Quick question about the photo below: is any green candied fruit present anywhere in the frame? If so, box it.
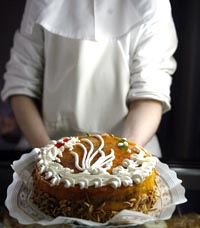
[117,138,129,151]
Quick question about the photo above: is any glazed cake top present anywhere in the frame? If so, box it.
[35,134,158,189]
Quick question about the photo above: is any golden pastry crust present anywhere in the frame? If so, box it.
[32,134,159,222]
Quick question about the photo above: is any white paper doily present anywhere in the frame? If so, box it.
[5,150,187,227]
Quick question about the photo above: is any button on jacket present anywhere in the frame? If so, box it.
[1,0,178,156]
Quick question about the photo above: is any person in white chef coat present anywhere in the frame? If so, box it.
[1,0,177,157]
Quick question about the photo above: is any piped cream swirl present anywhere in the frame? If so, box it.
[35,135,157,189]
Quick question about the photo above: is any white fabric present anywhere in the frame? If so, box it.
[20,0,156,41]
[1,0,178,156]
[42,31,130,139]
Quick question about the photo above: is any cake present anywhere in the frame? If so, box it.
[31,133,159,223]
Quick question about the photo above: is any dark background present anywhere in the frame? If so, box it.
[158,0,200,163]
[0,1,26,152]
[0,0,26,89]
[0,0,200,163]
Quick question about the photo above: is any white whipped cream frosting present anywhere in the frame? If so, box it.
[35,135,158,189]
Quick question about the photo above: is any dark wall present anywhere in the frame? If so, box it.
[0,1,26,150]
[0,0,200,162]
[158,0,200,162]
[0,1,26,80]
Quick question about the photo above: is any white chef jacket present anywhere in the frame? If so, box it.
[1,0,177,156]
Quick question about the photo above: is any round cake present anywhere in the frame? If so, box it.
[32,133,159,223]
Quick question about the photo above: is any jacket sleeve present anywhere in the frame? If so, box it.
[1,1,44,102]
[127,0,178,113]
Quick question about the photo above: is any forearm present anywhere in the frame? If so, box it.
[10,95,50,148]
[121,99,162,146]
